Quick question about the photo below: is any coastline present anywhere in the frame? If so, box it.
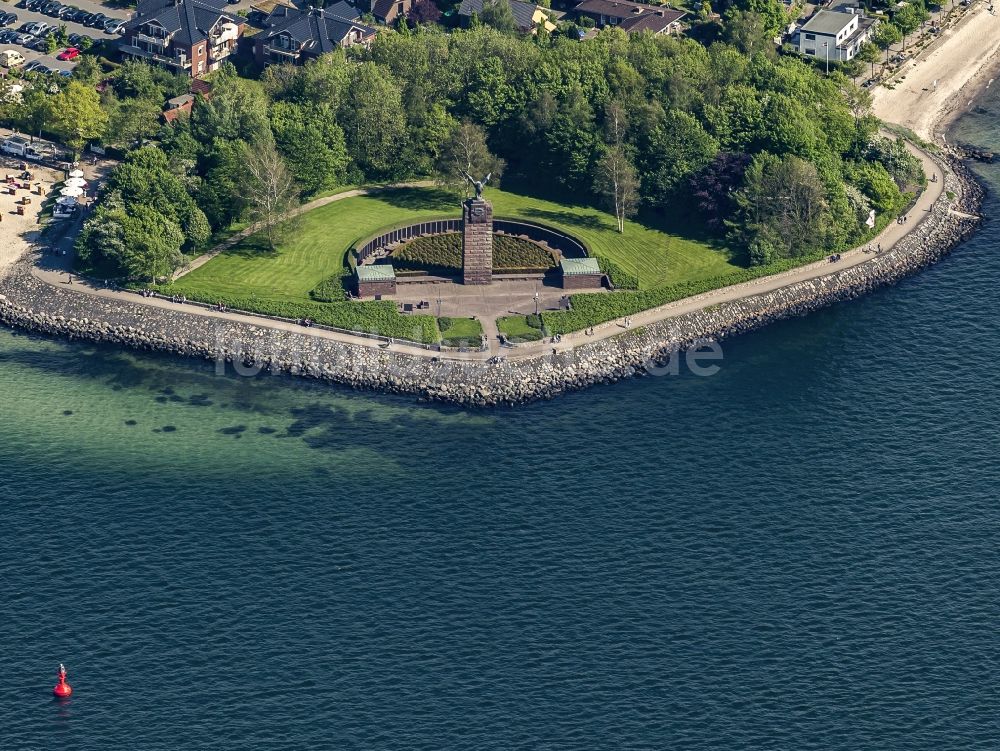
[0,28,993,405]
[871,5,1000,142]
[0,155,982,406]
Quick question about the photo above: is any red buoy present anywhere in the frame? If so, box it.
[52,664,72,698]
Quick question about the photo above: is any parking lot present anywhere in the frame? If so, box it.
[0,0,129,73]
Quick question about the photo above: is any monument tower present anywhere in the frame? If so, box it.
[461,173,493,285]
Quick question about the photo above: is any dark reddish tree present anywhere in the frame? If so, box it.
[688,152,751,231]
[408,0,442,24]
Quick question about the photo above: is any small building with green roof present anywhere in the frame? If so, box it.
[560,257,604,290]
[355,263,397,298]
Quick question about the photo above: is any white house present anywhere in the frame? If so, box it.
[798,8,877,62]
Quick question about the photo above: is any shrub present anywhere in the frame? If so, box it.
[597,256,638,289]
[157,285,438,343]
[541,249,833,334]
[392,233,557,273]
[310,271,353,302]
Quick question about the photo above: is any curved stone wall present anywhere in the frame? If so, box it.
[354,217,588,265]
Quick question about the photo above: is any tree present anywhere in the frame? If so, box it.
[270,101,350,195]
[594,145,638,234]
[637,109,719,208]
[894,4,928,49]
[435,121,505,197]
[340,62,407,178]
[12,86,50,141]
[732,153,831,263]
[105,93,163,148]
[408,0,442,24]
[242,139,299,251]
[833,73,874,129]
[689,152,752,231]
[191,64,272,145]
[724,10,775,59]
[872,22,903,64]
[76,196,184,281]
[480,0,518,33]
[120,204,185,282]
[47,81,108,158]
[856,41,880,80]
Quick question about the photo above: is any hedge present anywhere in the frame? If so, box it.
[309,271,353,302]
[541,250,833,335]
[156,285,439,344]
[597,256,639,289]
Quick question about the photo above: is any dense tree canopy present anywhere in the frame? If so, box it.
[53,19,923,278]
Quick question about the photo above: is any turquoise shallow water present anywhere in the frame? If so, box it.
[3,103,1000,748]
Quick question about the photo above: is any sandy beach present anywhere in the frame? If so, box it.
[872,6,1000,140]
[0,157,63,273]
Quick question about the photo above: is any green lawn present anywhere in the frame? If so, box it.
[438,317,484,347]
[497,315,545,343]
[172,186,738,303]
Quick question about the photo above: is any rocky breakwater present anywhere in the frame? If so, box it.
[0,156,984,407]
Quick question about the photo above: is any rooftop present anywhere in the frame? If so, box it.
[262,5,375,53]
[574,0,685,24]
[357,264,396,282]
[561,257,602,276]
[801,9,857,36]
[458,0,550,30]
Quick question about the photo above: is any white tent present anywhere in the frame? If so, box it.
[64,177,87,188]
[60,185,84,197]
[67,169,84,178]
[56,196,78,206]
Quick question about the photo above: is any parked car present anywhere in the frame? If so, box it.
[13,32,33,44]
[58,68,71,77]
[0,12,18,27]
[57,6,78,19]
[22,59,43,72]
[0,30,16,44]
[86,13,107,27]
[56,46,78,60]
[103,19,125,34]
[27,36,50,51]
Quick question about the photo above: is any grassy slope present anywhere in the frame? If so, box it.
[172,187,738,303]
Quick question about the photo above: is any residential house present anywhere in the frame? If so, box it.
[162,93,195,124]
[798,8,878,62]
[254,6,376,65]
[316,0,411,25]
[572,0,685,34]
[457,0,558,34]
[119,0,246,79]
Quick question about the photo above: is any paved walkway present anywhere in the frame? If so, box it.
[30,143,945,363]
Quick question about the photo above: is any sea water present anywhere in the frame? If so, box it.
[2,98,999,748]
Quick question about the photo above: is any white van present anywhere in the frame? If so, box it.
[1,136,44,160]
[0,49,25,67]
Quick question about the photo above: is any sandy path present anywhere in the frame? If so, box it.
[872,7,1000,139]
